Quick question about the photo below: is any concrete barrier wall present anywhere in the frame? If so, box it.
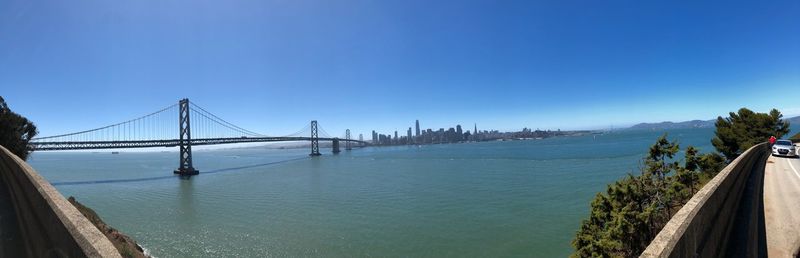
[0,145,121,258]
[641,143,768,257]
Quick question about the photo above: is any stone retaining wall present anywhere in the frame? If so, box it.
[0,146,120,258]
[641,143,768,257]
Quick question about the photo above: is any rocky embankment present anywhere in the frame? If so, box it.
[68,197,149,258]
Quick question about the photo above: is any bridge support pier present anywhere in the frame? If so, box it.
[174,98,199,176]
[332,138,340,154]
[310,120,321,156]
[345,129,352,151]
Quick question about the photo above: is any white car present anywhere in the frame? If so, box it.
[772,140,798,157]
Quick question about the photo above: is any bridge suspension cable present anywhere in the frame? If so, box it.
[32,103,179,143]
[317,125,333,138]
[31,101,284,143]
[188,102,269,138]
[29,98,369,154]
[279,123,311,138]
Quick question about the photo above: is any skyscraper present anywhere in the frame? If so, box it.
[415,120,420,137]
[407,127,412,144]
[474,123,478,141]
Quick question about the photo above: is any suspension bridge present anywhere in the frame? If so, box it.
[30,98,369,176]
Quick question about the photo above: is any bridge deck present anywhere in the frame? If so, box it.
[31,137,369,151]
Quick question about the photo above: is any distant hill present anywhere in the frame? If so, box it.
[786,115,800,125]
[628,115,800,130]
[629,120,715,130]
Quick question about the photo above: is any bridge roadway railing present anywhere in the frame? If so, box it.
[641,143,768,257]
[0,145,120,257]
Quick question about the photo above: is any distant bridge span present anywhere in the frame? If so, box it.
[30,98,369,175]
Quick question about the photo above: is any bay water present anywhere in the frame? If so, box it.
[28,128,719,257]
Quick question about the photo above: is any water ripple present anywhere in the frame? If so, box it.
[51,157,309,186]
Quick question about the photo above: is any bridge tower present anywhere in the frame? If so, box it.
[310,120,321,156]
[174,98,199,175]
[345,129,352,150]
[332,138,341,154]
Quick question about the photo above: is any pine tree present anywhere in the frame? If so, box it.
[572,135,722,257]
[712,108,789,160]
[0,96,38,160]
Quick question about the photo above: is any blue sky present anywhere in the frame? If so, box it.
[1,0,798,138]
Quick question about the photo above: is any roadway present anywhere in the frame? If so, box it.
[763,147,800,257]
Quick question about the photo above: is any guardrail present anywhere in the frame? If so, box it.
[641,143,768,257]
[0,145,121,257]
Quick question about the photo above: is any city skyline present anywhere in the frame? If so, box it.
[369,118,594,147]
[1,1,798,137]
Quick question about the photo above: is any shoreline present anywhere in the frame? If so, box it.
[68,197,149,258]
